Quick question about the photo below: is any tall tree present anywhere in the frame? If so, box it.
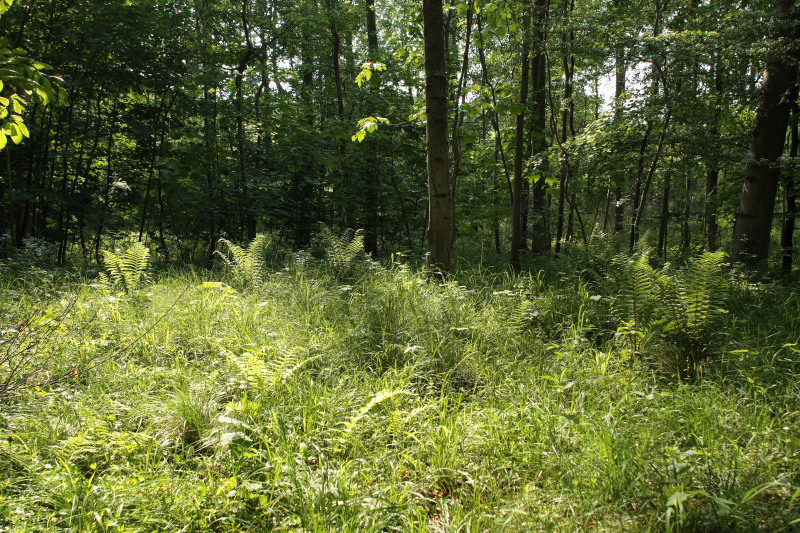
[732,0,799,265]
[423,0,453,271]
[510,0,532,271]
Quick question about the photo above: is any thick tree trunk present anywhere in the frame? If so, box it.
[423,0,453,272]
[732,0,799,265]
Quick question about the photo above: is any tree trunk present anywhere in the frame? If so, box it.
[554,0,574,254]
[781,86,799,274]
[423,0,453,272]
[732,0,799,265]
[705,57,723,252]
[613,46,626,233]
[530,0,549,253]
[657,169,671,258]
[450,0,473,247]
[364,0,380,255]
[510,0,531,272]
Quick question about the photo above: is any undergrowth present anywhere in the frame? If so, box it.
[0,242,798,532]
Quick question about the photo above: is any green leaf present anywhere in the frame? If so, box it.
[0,0,14,15]
[666,490,691,507]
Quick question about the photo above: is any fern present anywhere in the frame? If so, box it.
[611,253,662,357]
[318,225,365,280]
[336,390,411,451]
[216,234,272,287]
[226,346,318,390]
[665,251,728,366]
[98,242,150,293]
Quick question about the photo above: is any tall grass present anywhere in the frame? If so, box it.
[0,243,798,531]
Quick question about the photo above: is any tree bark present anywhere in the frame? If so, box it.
[732,0,799,265]
[613,46,626,233]
[510,0,531,272]
[781,85,799,274]
[530,0,550,253]
[364,0,380,255]
[423,0,453,272]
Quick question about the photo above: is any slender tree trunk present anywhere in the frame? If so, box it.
[423,0,453,272]
[450,0,473,247]
[657,149,672,258]
[554,0,574,254]
[630,111,671,251]
[679,176,690,251]
[510,0,531,272]
[364,0,380,255]
[476,14,512,197]
[530,0,550,253]
[613,45,626,233]
[705,58,723,251]
[781,86,799,274]
[732,0,799,265]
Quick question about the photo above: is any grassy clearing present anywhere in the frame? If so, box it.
[1,244,799,532]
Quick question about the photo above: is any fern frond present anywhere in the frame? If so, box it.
[100,242,150,293]
[337,390,411,448]
[610,252,663,356]
[227,346,318,390]
[216,234,272,287]
[319,225,365,279]
[679,251,727,332]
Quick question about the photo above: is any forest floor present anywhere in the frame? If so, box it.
[1,240,799,532]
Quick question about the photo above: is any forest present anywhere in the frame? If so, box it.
[1,0,799,530]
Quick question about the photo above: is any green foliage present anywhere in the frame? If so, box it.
[354,62,386,87]
[226,346,317,390]
[611,252,664,358]
[351,115,390,142]
[216,234,273,288]
[0,0,62,151]
[663,251,729,367]
[97,242,150,294]
[336,389,410,451]
[609,250,730,370]
[318,226,366,280]
[0,254,797,532]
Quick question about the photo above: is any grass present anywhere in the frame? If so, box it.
[0,241,799,532]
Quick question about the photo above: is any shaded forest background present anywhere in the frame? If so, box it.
[0,0,797,270]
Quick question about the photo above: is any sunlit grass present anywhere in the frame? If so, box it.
[1,247,798,531]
